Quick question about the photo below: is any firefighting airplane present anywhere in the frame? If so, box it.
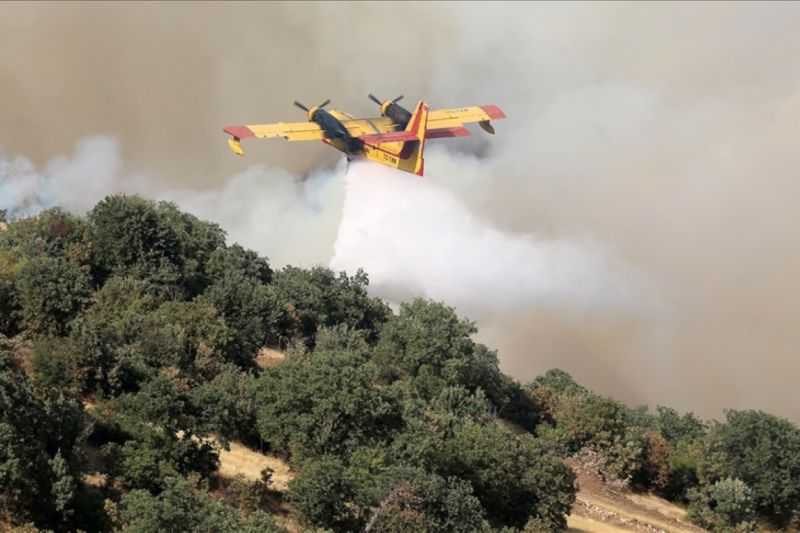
[222,94,505,176]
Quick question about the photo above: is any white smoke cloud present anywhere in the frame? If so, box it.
[156,161,346,267]
[1,136,120,217]
[330,158,654,322]
[0,136,345,267]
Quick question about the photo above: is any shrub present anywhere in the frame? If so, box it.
[201,274,285,362]
[394,418,575,530]
[272,266,390,347]
[255,348,401,458]
[16,255,90,336]
[0,349,86,529]
[0,208,93,268]
[0,249,21,336]
[374,299,512,414]
[700,410,800,527]
[31,335,84,392]
[688,478,757,532]
[88,195,225,297]
[654,405,706,444]
[365,475,489,533]
[287,456,357,531]
[114,475,285,532]
[191,366,261,445]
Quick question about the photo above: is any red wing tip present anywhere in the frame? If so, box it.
[223,125,255,139]
[480,105,506,120]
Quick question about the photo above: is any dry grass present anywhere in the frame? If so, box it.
[626,494,691,523]
[573,492,701,533]
[567,454,703,533]
[568,514,634,533]
[217,441,294,492]
[256,348,286,369]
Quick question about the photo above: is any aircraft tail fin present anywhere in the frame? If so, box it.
[398,100,428,176]
[362,100,428,176]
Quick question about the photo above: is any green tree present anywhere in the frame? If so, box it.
[688,478,757,532]
[104,432,218,493]
[256,347,402,458]
[700,410,800,527]
[393,417,575,530]
[68,276,162,394]
[206,244,272,285]
[138,299,234,377]
[48,451,76,523]
[16,255,90,336]
[31,335,84,392]
[191,365,261,445]
[101,377,221,492]
[440,422,575,529]
[69,277,234,395]
[88,195,225,297]
[288,456,356,531]
[0,208,93,268]
[365,474,490,533]
[0,350,86,530]
[0,248,20,336]
[272,266,390,347]
[115,476,285,532]
[202,274,285,363]
[654,406,706,444]
[375,299,511,413]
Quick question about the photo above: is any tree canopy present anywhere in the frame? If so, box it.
[1,195,798,532]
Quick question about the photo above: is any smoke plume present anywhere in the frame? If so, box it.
[2,2,800,420]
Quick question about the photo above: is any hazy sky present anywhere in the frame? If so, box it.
[2,2,800,420]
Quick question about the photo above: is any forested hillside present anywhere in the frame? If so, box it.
[0,198,798,532]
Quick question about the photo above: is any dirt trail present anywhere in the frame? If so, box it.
[567,459,704,533]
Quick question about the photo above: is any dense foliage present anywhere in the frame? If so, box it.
[1,195,798,532]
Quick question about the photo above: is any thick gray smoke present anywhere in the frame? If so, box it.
[3,2,800,420]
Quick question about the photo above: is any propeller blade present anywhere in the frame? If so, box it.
[392,95,404,103]
[319,99,331,108]
[294,101,309,112]
[368,94,383,105]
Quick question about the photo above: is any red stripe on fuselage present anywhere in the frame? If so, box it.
[479,105,506,120]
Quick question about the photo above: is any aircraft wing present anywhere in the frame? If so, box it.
[428,105,506,130]
[223,122,324,155]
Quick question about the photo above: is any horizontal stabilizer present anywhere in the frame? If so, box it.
[426,126,470,139]
[359,130,418,145]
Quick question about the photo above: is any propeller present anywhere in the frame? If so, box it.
[369,94,403,107]
[294,99,331,118]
